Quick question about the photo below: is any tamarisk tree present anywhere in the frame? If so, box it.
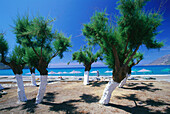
[82,0,163,104]
[0,34,27,102]
[13,16,71,104]
[70,46,103,85]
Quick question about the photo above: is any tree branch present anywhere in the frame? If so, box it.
[1,53,10,66]
[102,37,120,70]
[26,36,40,58]
[125,49,131,58]
[125,44,141,66]
[48,50,61,63]
[41,46,43,57]
[124,34,129,55]
[99,41,109,53]
[31,46,40,58]
[112,45,120,70]
[134,58,142,66]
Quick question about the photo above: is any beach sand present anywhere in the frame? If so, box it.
[0,75,170,113]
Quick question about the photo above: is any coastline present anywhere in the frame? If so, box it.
[0,74,169,88]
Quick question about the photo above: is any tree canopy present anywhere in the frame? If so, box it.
[0,34,26,74]
[82,0,164,82]
[0,34,8,59]
[71,46,103,71]
[13,15,72,75]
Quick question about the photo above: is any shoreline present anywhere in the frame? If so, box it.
[0,74,170,85]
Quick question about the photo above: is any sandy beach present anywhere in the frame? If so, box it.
[0,75,170,113]
[0,74,170,87]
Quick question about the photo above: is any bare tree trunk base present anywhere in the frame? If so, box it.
[84,71,89,85]
[15,74,27,102]
[35,75,48,104]
[99,79,119,105]
[31,73,37,86]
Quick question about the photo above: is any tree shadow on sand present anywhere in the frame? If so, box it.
[79,94,100,103]
[109,94,170,114]
[0,105,20,112]
[123,82,161,92]
[21,98,38,113]
[21,92,59,113]
[41,93,100,113]
[42,100,81,113]
[43,92,58,102]
[89,81,108,87]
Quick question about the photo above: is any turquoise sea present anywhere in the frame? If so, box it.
[0,65,169,76]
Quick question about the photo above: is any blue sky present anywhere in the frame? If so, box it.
[0,0,170,68]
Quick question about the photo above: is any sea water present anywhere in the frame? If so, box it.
[0,65,169,76]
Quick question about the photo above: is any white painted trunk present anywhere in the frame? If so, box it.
[118,73,130,88]
[83,71,89,85]
[31,73,37,86]
[15,74,27,102]
[99,79,119,105]
[35,75,48,104]
[0,84,4,90]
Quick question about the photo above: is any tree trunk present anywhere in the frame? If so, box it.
[31,73,37,86]
[30,67,37,86]
[0,84,4,90]
[99,78,119,104]
[84,65,91,85]
[84,71,89,85]
[99,66,128,105]
[35,75,48,104]
[15,74,27,102]
[118,73,129,88]
[119,67,132,88]
[35,58,48,104]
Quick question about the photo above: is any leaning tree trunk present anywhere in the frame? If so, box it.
[10,63,27,102]
[99,78,119,104]
[0,84,4,90]
[15,74,27,102]
[99,66,128,105]
[118,73,129,88]
[1,57,27,102]
[35,59,48,104]
[119,67,132,88]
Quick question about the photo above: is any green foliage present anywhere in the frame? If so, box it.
[13,15,71,69]
[128,52,144,67]
[53,32,72,59]
[0,34,8,56]
[117,0,164,49]
[24,47,52,68]
[82,11,124,69]
[13,15,32,46]
[71,46,103,67]
[13,16,53,48]
[9,45,25,65]
[82,0,164,70]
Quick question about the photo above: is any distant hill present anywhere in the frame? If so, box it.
[0,57,29,69]
[0,62,29,69]
[149,54,170,65]
[0,63,10,69]
[0,56,10,69]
